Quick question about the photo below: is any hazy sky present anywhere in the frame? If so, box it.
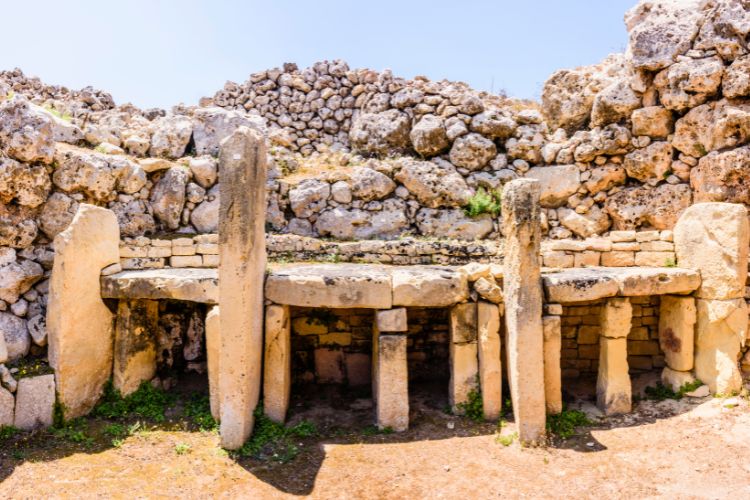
[3,0,635,109]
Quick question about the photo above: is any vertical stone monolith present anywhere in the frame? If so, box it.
[113,300,159,396]
[542,315,562,415]
[477,301,502,420]
[47,204,120,419]
[597,298,632,415]
[449,302,478,413]
[263,304,291,424]
[501,178,546,444]
[218,127,267,450]
[372,309,409,431]
[205,305,220,420]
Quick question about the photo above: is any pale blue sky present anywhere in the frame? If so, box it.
[3,0,635,109]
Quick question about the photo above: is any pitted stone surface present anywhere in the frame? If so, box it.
[101,268,218,304]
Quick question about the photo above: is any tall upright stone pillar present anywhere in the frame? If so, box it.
[205,306,221,420]
[47,204,120,419]
[659,295,697,391]
[113,300,159,396]
[372,308,409,431]
[501,179,545,445]
[263,304,291,424]
[449,302,478,413]
[542,315,562,415]
[674,203,749,394]
[597,298,632,415]
[218,127,267,450]
[477,301,502,420]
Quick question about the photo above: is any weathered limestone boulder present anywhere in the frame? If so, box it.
[653,56,724,111]
[289,179,330,218]
[32,103,83,144]
[473,276,503,304]
[590,80,641,127]
[0,312,30,361]
[597,298,632,416]
[449,303,478,412]
[558,205,611,238]
[674,203,749,300]
[47,204,120,419]
[349,109,410,155]
[149,115,193,159]
[410,114,449,157]
[189,156,218,189]
[52,148,116,201]
[608,267,700,297]
[415,208,493,240]
[585,164,626,195]
[263,304,291,423]
[315,205,408,240]
[39,192,78,239]
[573,124,632,162]
[150,167,189,230]
[191,188,220,233]
[0,204,38,249]
[101,268,218,304]
[693,0,750,61]
[113,300,158,396]
[110,200,156,237]
[394,158,472,208]
[631,106,674,139]
[469,111,516,140]
[392,266,469,307]
[13,374,55,430]
[506,125,544,164]
[525,165,580,208]
[691,147,750,204]
[348,167,396,201]
[192,107,266,156]
[0,158,51,208]
[0,387,13,426]
[0,96,55,164]
[694,298,746,394]
[606,184,692,230]
[661,366,696,392]
[0,258,43,304]
[722,55,750,98]
[623,141,673,185]
[542,315,562,415]
[449,133,497,171]
[111,157,147,195]
[0,329,7,364]
[28,314,47,347]
[624,0,704,71]
[672,99,750,158]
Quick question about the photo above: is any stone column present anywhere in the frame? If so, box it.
[372,308,409,431]
[205,306,220,420]
[218,127,267,450]
[674,202,749,394]
[501,178,545,445]
[477,301,502,420]
[542,315,562,415]
[597,297,632,415]
[658,295,697,391]
[47,204,120,419]
[449,302,478,413]
[113,300,158,396]
[263,304,291,424]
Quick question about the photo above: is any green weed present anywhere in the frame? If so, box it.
[496,432,517,446]
[174,442,191,455]
[664,257,677,267]
[457,388,484,423]
[93,380,175,422]
[546,409,591,439]
[236,406,317,463]
[362,425,393,436]
[463,188,502,218]
[0,425,19,441]
[644,379,704,401]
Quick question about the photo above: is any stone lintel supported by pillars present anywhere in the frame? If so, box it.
[218,127,267,450]
[542,314,562,415]
[597,297,632,416]
[113,300,159,397]
[372,308,409,432]
[263,304,291,424]
[449,302,478,414]
[502,178,546,444]
[477,301,502,421]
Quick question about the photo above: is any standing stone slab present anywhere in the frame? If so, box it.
[658,295,696,372]
[502,179,546,444]
[694,298,746,394]
[205,306,220,420]
[542,315,562,415]
[477,301,502,421]
[0,386,13,426]
[47,204,120,419]
[263,304,291,424]
[372,333,409,432]
[449,302,478,412]
[14,374,55,430]
[218,127,267,450]
[597,337,631,416]
[113,300,158,396]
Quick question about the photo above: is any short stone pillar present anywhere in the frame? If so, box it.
[47,204,120,419]
[372,308,409,431]
[113,300,158,396]
[674,202,749,394]
[658,295,697,391]
[477,301,502,420]
[263,304,291,424]
[218,127,267,450]
[597,298,632,415]
[449,302,478,413]
[205,306,220,420]
[542,315,562,415]
[501,179,546,444]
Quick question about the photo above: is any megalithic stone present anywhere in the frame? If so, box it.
[542,315,562,415]
[205,306,221,420]
[477,301,502,420]
[113,300,159,397]
[263,304,291,424]
[597,298,632,416]
[218,127,267,450]
[501,178,546,445]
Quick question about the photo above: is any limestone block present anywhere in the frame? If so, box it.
[375,308,407,333]
[218,127,267,450]
[315,348,344,383]
[674,203,749,300]
[502,179,546,444]
[596,337,631,416]
[101,268,218,304]
[391,266,469,307]
[694,298,746,394]
[600,298,632,339]
[543,269,619,303]
[542,315,562,415]
[263,305,291,424]
[449,341,478,413]
[477,301,502,421]
[373,334,409,431]
[607,267,700,297]
[450,303,477,344]
[0,386,13,426]
[661,367,695,393]
[47,204,120,419]
[113,300,158,396]
[205,306,220,420]
[14,374,55,430]
[658,295,696,371]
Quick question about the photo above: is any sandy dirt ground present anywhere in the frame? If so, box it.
[2,379,750,499]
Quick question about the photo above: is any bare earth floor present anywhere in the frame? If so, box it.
[2,384,750,499]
